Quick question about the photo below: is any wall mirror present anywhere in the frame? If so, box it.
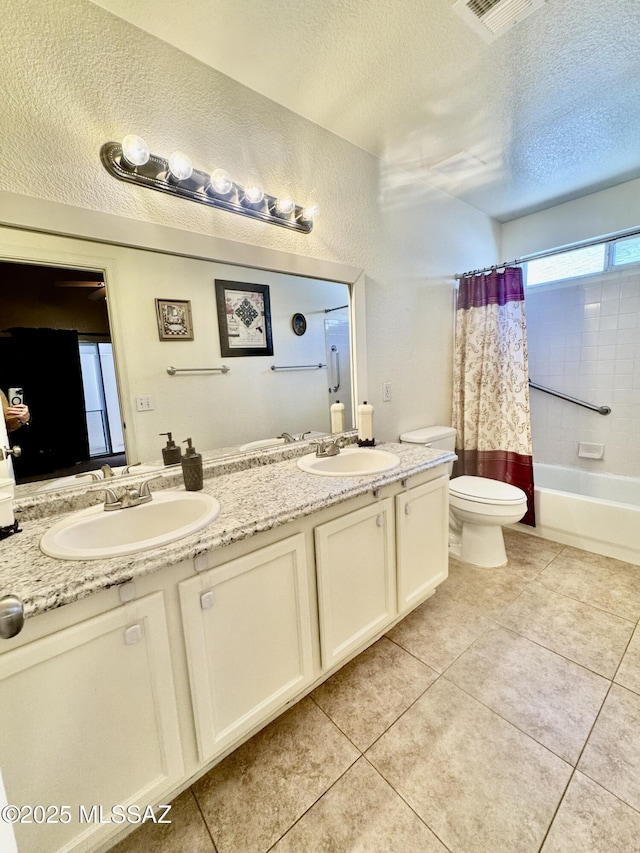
[0,211,364,498]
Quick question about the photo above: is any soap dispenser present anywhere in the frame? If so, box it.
[159,432,182,466]
[181,438,203,491]
[357,401,375,447]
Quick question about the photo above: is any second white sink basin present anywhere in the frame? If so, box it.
[238,438,286,452]
[297,448,400,477]
[40,490,221,560]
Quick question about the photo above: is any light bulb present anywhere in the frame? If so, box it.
[244,182,264,204]
[275,195,295,215]
[168,150,193,182]
[210,168,233,195]
[301,203,320,221]
[121,134,150,167]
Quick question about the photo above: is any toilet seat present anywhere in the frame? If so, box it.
[449,475,526,506]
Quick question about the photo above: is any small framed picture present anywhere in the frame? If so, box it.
[291,313,307,336]
[156,299,194,341]
[215,280,274,357]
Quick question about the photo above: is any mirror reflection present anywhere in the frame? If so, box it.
[0,261,127,490]
[1,255,353,497]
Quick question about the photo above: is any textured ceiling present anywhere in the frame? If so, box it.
[89,0,640,222]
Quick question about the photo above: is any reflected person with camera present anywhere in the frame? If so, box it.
[1,389,31,432]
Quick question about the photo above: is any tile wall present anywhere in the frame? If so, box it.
[525,266,640,477]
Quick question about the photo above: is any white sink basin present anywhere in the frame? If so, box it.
[238,438,286,452]
[40,490,221,560]
[297,448,401,477]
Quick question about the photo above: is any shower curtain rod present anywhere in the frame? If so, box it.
[455,225,640,280]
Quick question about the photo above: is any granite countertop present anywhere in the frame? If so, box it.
[0,442,453,620]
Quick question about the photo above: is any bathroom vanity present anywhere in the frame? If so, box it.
[0,442,451,853]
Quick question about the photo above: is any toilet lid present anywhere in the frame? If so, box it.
[450,475,527,505]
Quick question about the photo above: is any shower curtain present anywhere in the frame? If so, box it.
[452,266,535,526]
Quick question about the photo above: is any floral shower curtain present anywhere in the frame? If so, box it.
[452,266,535,526]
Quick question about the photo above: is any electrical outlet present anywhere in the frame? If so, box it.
[382,382,392,402]
[136,395,155,411]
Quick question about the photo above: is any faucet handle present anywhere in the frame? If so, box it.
[138,474,165,499]
[121,462,141,476]
[77,471,101,482]
[103,486,121,510]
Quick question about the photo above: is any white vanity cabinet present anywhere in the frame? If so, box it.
[315,499,396,669]
[178,533,315,763]
[0,591,183,853]
[395,475,449,614]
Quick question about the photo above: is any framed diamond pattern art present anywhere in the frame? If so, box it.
[215,280,273,357]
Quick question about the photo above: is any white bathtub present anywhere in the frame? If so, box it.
[514,463,640,566]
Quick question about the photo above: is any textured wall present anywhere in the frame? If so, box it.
[0,0,499,449]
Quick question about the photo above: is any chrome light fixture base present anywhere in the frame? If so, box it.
[100,142,314,234]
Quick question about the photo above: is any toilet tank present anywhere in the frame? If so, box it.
[399,426,457,474]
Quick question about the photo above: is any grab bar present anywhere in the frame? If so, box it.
[271,363,326,371]
[329,345,340,393]
[529,380,611,415]
[167,365,230,375]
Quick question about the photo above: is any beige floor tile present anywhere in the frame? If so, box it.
[192,696,359,853]
[496,584,634,678]
[272,757,447,853]
[367,678,571,853]
[542,771,640,853]
[439,556,530,615]
[503,529,565,579]
[537,547,640,622]
[107,790,215,853]
[615,623,640,696]
[445,625,610,763]
[311,637,438,750]
[578,684,640,812]
[386,589,494,672]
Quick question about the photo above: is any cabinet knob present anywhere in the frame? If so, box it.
[200,591,215,610]
[376,514,385,528]
[124,624,143,645]
[0,595,24,639]
[405,504,412,515]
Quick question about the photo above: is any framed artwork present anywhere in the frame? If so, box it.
[215,280,273,357]
[291,313,307,336]
[155,299,194,340]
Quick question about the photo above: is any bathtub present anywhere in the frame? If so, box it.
[514,463,640,566]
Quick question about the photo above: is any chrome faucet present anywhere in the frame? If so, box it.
[278,431,312,443]
[101,464,116,478]
[102,475,164,511]
[313,437,343,458]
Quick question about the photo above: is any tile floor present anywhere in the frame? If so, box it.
[109,530,640,853]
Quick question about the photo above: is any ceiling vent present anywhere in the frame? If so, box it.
[453,0,546,42]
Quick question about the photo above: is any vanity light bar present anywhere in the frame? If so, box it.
[100,139,316,234]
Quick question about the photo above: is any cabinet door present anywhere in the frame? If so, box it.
[315,498,396,669]
[396,476,449,615]
[179,533,315,763]
[0,592,183,853]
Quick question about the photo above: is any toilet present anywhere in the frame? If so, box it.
[399,426,528,568]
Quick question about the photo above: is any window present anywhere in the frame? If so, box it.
[611,234,640,267]
[523,233,640,287]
